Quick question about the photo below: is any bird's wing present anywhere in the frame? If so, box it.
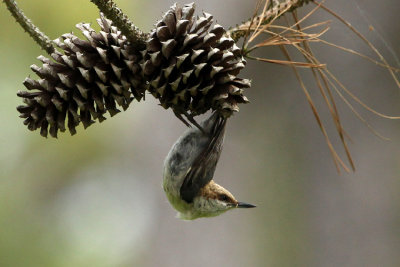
[180,113,227,203]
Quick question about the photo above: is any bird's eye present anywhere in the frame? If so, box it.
[219,194,229,202]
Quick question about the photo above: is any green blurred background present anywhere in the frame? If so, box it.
[0,0,399,266]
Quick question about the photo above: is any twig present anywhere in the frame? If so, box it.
[90,0,147,49]
[3,0,55,54]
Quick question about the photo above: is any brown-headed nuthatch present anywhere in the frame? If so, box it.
[163,112,255,220]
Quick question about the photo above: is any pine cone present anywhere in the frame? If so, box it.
[17,13,146,138]
[142,3,250,125]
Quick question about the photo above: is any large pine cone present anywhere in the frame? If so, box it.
[17,13,146,138]
[142,3,250,124]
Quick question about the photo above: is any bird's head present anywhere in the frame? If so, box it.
[179,180,255,220]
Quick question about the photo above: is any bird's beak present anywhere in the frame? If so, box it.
[236,201,256,208]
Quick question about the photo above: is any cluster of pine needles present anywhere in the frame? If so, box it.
[228,0,400,173]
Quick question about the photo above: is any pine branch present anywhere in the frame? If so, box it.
[228,0,311,42]
[3,0,55,54]
[90,0,147,49]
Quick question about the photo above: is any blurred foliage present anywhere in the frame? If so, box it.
[0,1,150,266]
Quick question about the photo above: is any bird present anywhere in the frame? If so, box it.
[163,112,256,220]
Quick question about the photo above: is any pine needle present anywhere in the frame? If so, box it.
[288,13,355,170]
[280,44,351,173]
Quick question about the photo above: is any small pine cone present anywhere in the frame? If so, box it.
[142,3,251,123]
[17,13,146,138]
